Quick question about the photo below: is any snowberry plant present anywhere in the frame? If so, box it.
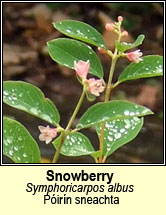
[3,17,163,164]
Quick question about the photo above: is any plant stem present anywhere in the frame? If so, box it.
[104,57,118,102]
[52,131,66,163]
[65,88,86,132]
[52,88,86,163]
[98,32,122,163]
[111,81,120,90]
[98,57,118,163]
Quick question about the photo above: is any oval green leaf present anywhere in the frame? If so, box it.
[53,132,100,158]
[3,81,60,126]
[47,38,103,78]
[3,117,41,163]
[77,100,153,129]
[115,34,145,52]
[96,117,143,157]
[118,55,163,83]
[53,20,107,49]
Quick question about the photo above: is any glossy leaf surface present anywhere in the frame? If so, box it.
[118,55,163,83]
[47,38,103,78]
[96,117,143,157]
[3,117,41,163]
[77,100,153,129]
[53,20,107,49]
[53,132,100,158]
[115,34,145,52]
[3,81,60,126]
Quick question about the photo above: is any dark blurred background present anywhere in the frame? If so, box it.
[3,2,164,164]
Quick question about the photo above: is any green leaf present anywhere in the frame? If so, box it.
[77,100,153,129]
[53,132,100,158]
[47,38,103,78]
[53,20,107,49]
[96,117,143,157]
[3,81,60,126]
[3,117,41,163]
[118,55,163,83]
[115,34,145,52]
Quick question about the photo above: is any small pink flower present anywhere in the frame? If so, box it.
[126,49,143,63]
[122,31,128,37]
[118,16,123,22]
[86,78,105,97]
[105,16,123,32]
[105,23,115,31]
[38,125,57,144]
[74,60,90,79]
[98,47,106,54]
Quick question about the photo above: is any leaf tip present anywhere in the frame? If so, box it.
[76,123,83,130]
[150,110,154,115]
[144,108,154,116]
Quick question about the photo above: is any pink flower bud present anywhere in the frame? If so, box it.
[126,49,143,63]
[122,31,128,37]
[98,47,106,54]
[74,60,90,79]
[118,16,123,22]
[105,23,114,31]
[38,125,57,144]
[86,78,105,97]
